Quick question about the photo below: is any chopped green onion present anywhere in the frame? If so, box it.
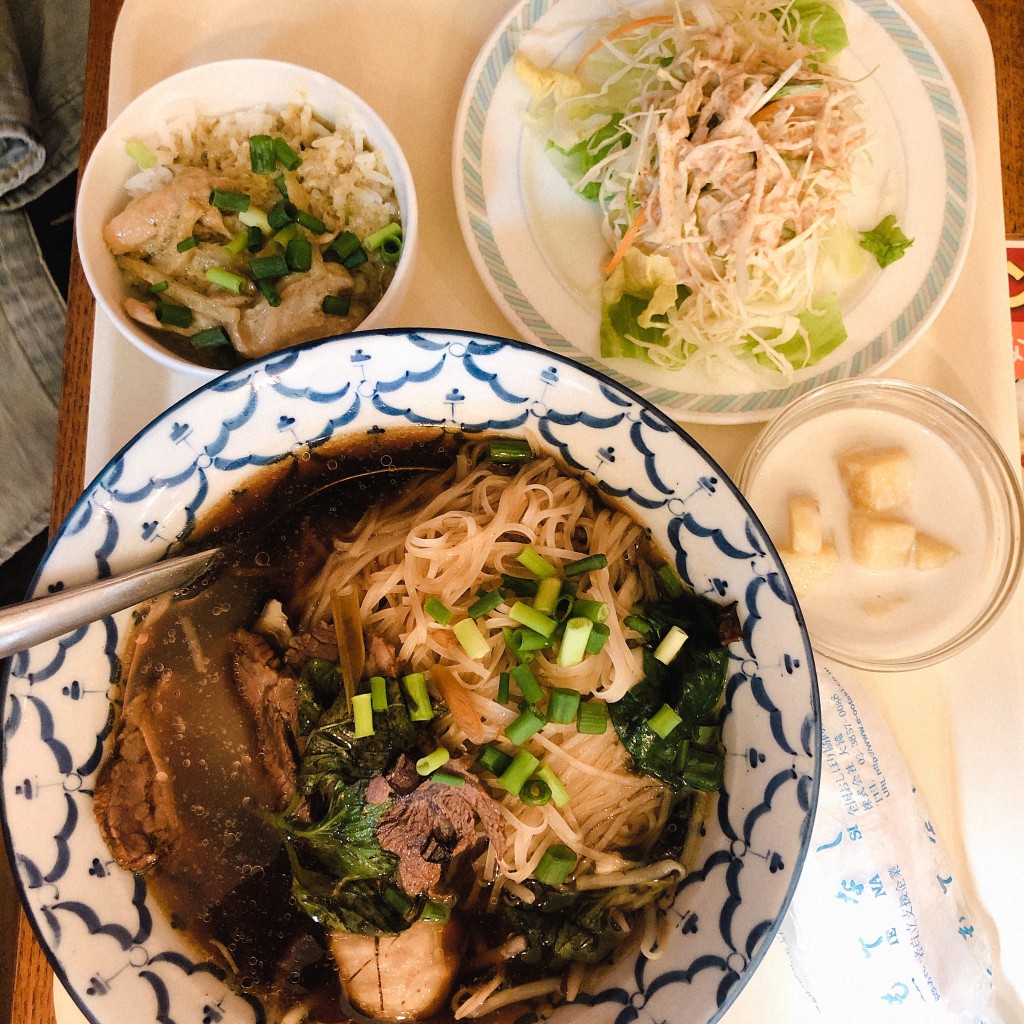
[692,723,721,746]
[176,235,198,253]
[191,326,231,350]
[504,627,551,663]
[383,884,411,916]
[468,589,502,618]
[125,138,156,168]
[272,172,289,198]
[576,700,608,735]
[155,300,192,328]
[420,899,452,923]
[682,748,725,792]
[249,134,277,174]
[477,744,513,775]
[322,293,351,317]
[533,576,562,616]
[286,235,313,273]
[380,235,403,265]
[547,687,581,725]
[267,199,299,230]
[488,437,534,465]
[432,772,465,787]
[239,207,273,233]
[534,844,576,885]
[258,279,281,307]
[210,188,250,213]
[571,599,608,623]
[624,614,653,636]
[205,266,247,294]
[452,617,490,660]
[342,247,367,270]
[585,621,610,655]
[324,230,362,264]
[352,692,375,738]
[564,554,608,578]
[501,574,538,598]
[656,564,684,598]
[504,705,546,746]
[520,778,551,807]
[509,601,556,638]
[246,225,265,253]
[510,663,543,705]
[536,763,570,807]
[273,136,303,170]
[363,222,402,251]
[557,616,593,667]
[516,544,557,579]
[497,749,540,795]
[369,675,388,712]
[654,625,688,665]
[424,596,453,625]
[416,747,451,776]
[149,280,169,294]
[295,208,327,234]
[497,672,510,705]
[401,672,433,721]
[270,223,299,251]
[648,703,683,739]
[249,253,289,280]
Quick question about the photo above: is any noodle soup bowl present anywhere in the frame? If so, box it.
[2,330,819,1024]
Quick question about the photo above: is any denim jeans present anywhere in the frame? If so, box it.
[0,0,89,563]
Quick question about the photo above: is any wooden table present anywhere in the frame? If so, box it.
[2,1,1021,1021]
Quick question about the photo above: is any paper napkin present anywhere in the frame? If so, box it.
[779,657,1002,1023]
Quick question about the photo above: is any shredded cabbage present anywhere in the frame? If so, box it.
[518,0,878,378]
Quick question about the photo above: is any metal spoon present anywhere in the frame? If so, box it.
[0,465,436,660]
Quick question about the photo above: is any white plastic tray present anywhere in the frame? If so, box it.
[67,1,1024,1021]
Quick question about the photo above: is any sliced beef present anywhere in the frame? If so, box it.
[285,620,339,668]
[93,675,181,872]
[375,760,505,899]
[231,629,301,808]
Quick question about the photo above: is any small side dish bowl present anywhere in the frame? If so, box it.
[3,331,818,1024]
[76,58,418,378]
[738,377,1024,671]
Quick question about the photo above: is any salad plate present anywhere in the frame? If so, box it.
[453,0,974,423]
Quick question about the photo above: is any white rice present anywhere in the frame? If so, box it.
[124,101,399,239]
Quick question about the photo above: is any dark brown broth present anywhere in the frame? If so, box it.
[128,428,461,1013]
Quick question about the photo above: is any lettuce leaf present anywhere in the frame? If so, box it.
[772,0,849,59]
[750,291,847,370]
[859,214,914,268]
[546,115,625,200]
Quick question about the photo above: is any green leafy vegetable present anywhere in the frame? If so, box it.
[600,287,693,362]
[506,886,640,965]
[608,590,734,790]
[278,781,396,881]
[298,676,418,793]
[859,215,914,269]
[749,291,848,371]
[772,0,849,58]
[295,658,342,735]
[546,115,626,201]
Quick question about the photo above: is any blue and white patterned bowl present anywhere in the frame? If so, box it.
[2,330,819,1024]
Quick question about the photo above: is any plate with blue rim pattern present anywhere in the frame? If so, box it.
[453,0,974,423]
[2,330,819,1024]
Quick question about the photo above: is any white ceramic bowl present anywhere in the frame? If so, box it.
[76,59,418,379]
[738,377,1024,670]
[2,331,819,1024]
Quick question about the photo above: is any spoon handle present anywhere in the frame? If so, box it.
[0,548,223,660]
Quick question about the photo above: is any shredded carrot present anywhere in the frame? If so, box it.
[603,206,648,276]
[574,15,675,75]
